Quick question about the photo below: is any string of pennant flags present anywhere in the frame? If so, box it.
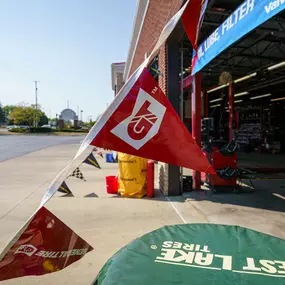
[0,0,217,281]
[57,151,101,195]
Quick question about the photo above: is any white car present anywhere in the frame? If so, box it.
[20,125,29,129]
[41,125,52,128]
[7,125,20,130]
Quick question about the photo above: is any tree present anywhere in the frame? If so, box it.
[9,106,33,126]
[0,102,5,125]
[3,105,15,115]
[39,114,48,126]
[64,120,72,128]
[2,105,14,124]
[82,121,96,128]
[9,105,47,126]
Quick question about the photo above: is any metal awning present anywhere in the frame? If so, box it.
[181,0,285,96]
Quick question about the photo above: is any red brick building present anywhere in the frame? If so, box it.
[124,0,186,196]
[124,0,285,195]
[124,0,183,83]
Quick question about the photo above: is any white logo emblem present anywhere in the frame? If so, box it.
[14,244,38,256]
[111,88,166,150]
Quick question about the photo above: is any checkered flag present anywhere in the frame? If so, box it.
[70,167,86,181]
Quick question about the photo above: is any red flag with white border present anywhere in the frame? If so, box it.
[181,0,208,51]
[0,207,93,281]
[90,68,215,174]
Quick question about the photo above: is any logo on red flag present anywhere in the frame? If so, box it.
[91,68,215,174]
[14,245,38,257]
[111,88,166,150]
[127,100,158,141]
[0,207,93,282]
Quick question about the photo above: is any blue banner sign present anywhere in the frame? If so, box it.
[192,0,285,75]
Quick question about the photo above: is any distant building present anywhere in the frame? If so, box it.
[111,62,125,96]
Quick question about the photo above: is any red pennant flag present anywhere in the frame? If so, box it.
[90,68,215,174]
[181,0,208,51]
[0,207,93,282]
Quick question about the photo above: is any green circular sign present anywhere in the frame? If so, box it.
[94,224,285,284]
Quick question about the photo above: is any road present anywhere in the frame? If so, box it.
[0,135,84,161]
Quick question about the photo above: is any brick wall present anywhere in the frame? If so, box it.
[130,0,183,195]
[158,43,169,194]
[158,44,167,94]
[129,0,183,76]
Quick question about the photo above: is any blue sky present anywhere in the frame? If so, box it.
[0,0,137,121]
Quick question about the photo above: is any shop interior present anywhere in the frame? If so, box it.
[180,2,285,176]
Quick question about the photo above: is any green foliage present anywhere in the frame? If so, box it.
[59,128,89,133]
[29,127,54,133]
[83,121,96,128]
[9,127,88,134]
[64,120,73,128]
[0,102,5,124]
[2,105,14,116]
[39,114,48,126]
[10,128,28,133]
[9,106,33,126]
[8,105,47,126]
[0,103,16,124]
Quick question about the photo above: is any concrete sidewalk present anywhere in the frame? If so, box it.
[0,144,183,284]
[1,144,285,284]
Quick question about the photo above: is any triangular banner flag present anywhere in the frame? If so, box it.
[57,181,72,194]
[69,167,86,181]
[181,0,208,51]
[97,151,103,158]
[93,147,103,158]
[0,207,93,281]
[60,193,74,198]
[83,153,101,169]
[89,68,215,174]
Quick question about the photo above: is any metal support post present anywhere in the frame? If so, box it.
[192,72,202,190]
[204,91,208,118]
[180,43,185,193]
[229,83,234,142]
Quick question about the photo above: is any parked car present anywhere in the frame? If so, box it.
[41,125,52,128]
[19,125,30,129]
[7,125,20,131]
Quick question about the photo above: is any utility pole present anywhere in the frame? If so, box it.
[80,110,83,126]
[33,81,39,127]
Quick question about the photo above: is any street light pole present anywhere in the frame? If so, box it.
[80,110,83,126]
[56,113,58,130]
[33,81,39,127]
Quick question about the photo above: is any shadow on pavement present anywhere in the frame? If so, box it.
[184,179,285,213]
[110,189,186,203]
